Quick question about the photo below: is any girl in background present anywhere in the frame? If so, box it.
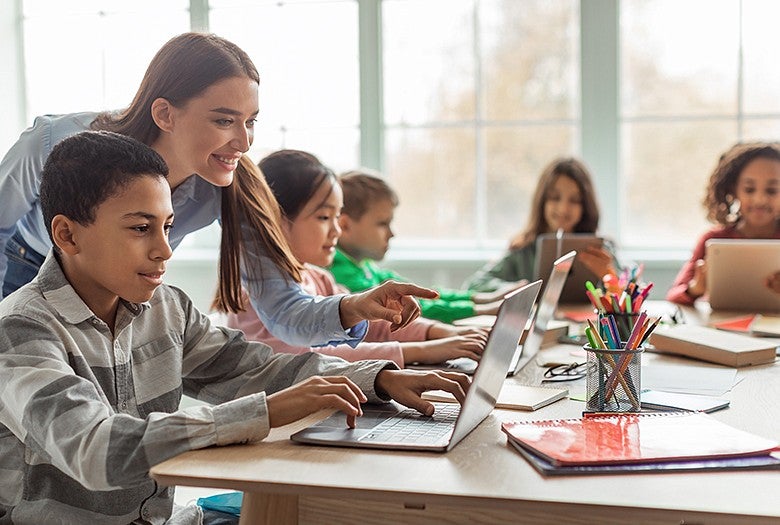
[666,142,780,304]
[465,157,616,292]
[223,150,488,368]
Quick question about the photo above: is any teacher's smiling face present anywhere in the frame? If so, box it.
[151,75,259,189]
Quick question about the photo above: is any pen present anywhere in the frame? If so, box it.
[639,316,662,346]
[638,282,654,300]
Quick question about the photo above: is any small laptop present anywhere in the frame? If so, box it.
[534,232,605,304]
[410,252,574,377]
[706,239,780,313]
[508,251,575,376]
[290,280,542,452]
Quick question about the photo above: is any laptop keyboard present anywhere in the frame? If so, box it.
[359,403,461,444]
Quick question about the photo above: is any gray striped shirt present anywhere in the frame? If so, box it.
[0,254,394,524]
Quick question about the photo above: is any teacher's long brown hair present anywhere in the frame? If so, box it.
[213,156,303,313]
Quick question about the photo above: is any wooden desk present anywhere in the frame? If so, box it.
[151,348,779,525]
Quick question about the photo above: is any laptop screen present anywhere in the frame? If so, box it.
[511,251,575,376]
[449,280,542,447]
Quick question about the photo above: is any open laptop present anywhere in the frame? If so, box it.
[290,280,542,452]
[534,232,605,304]
[508,251,575,376]
[706,239,780,313]
[411,251,576,377]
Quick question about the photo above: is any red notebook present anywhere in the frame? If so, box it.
[502,412,778,467]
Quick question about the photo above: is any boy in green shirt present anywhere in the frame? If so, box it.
[331,170,521,324]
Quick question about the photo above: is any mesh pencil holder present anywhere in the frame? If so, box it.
[584,344,643,413]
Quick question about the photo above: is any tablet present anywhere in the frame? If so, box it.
[705,239,780,313]
[534,233,605,304]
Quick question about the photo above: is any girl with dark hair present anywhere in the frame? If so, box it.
[223,150,487,367]
[0,32,436,346]
[465,157,616,292]
[666,142,780,304]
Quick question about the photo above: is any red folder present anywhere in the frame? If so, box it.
[502,412,777,467]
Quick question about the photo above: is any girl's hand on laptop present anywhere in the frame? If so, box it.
[375,369,470,416]
[402,334,487,365]
[473,299,505,316]
[266,376,367,429]
[765,270,780,295]
[472,280,527,303]
[427,324,489,340]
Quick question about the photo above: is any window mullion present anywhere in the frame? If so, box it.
[580,0,620,240]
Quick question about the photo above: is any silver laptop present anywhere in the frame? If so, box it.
[535,232,604,304]
[290,280,542,452]
[706,239,780,313]
[508,251,575,376]
[412,251,575,377]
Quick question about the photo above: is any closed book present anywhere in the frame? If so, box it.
[501,411,777,467]
[649,324,776,367]
[422,383,567,411]
[750,315,780,337]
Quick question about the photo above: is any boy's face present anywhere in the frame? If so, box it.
[286,178,343,267]
[338,198,395,261]
[59,176,174,320]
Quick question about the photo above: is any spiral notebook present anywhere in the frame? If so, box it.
[508,439,780,476]
[502,412,777,467]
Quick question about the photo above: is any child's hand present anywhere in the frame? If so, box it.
[427,323,489,340]
[339,280,439,331]
[473,299,505,316]
[402,334,488,365]
[266,376,367,429]
[577,246,616,281]
[765,270,780,295]
[375,369,471,416]
[471,280,528,303]
[686,259,708,299]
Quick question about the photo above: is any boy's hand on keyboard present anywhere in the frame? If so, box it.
[267,376,367,429]
[375,369,471,416]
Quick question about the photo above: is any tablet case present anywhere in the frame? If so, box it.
[534,233,605,304]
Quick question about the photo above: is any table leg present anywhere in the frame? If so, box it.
[238,491,298,525]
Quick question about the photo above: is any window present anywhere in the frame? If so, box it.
[619,0,780,248]
[7,0,780,255]
[21,0,189,121]
[382,0,579,247]
[209,0,361,172]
